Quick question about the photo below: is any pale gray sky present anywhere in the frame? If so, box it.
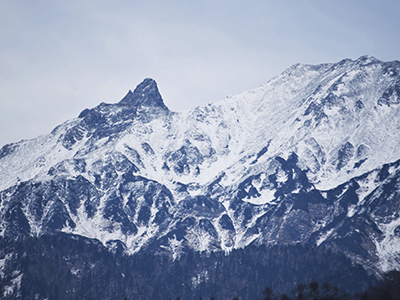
[1,0,400,147]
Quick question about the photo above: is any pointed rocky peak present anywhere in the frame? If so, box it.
[119,78,169,111]
[355,55,380,65]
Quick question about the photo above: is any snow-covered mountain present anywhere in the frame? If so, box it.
[1,55,400,285]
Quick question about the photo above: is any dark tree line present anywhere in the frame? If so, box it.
[160,270,400,300]
[0,233,383,300]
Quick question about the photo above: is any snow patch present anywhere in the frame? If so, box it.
[316,228,335,246]
[375,217,400,272]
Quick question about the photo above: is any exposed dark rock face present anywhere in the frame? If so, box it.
[119,78,169,111]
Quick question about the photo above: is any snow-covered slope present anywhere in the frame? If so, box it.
[1,55,400,271]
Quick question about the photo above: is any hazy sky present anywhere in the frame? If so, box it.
[1,0,400,147]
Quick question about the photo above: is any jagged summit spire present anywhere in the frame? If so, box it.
[119,78,168,110]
